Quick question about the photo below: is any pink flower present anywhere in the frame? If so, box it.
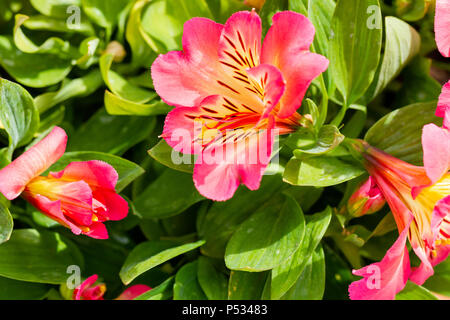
[73,274,151,300]
[348,85,450,299]
[0,127,128,239]
[347,177,386,217]
[151,10,329,201]
[435,0,450,57]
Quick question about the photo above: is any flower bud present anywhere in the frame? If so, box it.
[347,177,385,217]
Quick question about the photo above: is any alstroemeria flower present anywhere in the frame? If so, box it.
[0,127,128,239]
[73,274,151,300]
[152,10,329,201]
[349,84,450,299]
[435,0,450,57]
[347,177,386,218]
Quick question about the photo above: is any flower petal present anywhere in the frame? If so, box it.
[349,217,412,300]
[50,161,128,221]
[421,123,450,186]
[73,275,100,300]
[0,126,67,200]
[435,0,450,57]
[151,18,224,108]
[261,11,328,118]
[246,63,286,118]
[116,285,152,300]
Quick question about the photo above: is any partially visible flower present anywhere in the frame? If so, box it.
[0,127,128,239]
[152,10,328,201]
[348,84,450,300]
[347,177,386,218]
[73,275,151,300]
[244,0,266,10]
[435,0,450,57]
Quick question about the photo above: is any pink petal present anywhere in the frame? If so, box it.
[246,64,286,117]
[25,194,83,236]
[193,117,275,201]
[0,126,67,200]
[435,0,450,57]
[410,195,450,285]
[73,275,99,300]
[218,10,261,76]
[50,161,128,222]
[349,217,412,300]
[82,222,109,240]
[261,11,328,118]
[116,285,152,300]
[421,123,450,185]
[151,18,224,108]
[50,160,118,190]
[437,81,450,129]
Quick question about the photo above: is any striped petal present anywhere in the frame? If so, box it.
[0,126,67,200]
[261,11,329,118]
[421,123,450,186]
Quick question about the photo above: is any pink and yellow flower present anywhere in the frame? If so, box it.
[151,10,329,201]
[349,83,450,300]
[73,274,151,300]
[0,127,128,239]
[435,0,450,57]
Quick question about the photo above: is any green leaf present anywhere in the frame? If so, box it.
[362,16,420,103]
[120,240,205,285]
[81,0,129,30]
[0,78,39,158]
[396,281,438,300]
[13,14,78,58]
[34,70,103,113]
[126,0,159,67]
[260,0,289,33]
[284,156,365,187]
[105,90,171,116]
[0,202,13,244]
[30,0,81,18]
[0,229,84,284]
[197,257,228,300]
[0,276,50,300]
[293,125,344,156]
[0,36,72,88]
[423,258,450,296]
[174,261,207,300]
[20,14,94,35]
[329,0,382,105]
[49,151,145,192]
[198,167,285,258]
[395,0,430,21]
[134,168,204,219]
[140,0,213,52]
[365,101,442,165]
[228,270,268,300]
[68,108,156,156]
[225,195,305,271]
[99,54,156,103]
[134,276,174,300]
[281,245,326,300]
[271,207,332,299]
[148,140,195,174]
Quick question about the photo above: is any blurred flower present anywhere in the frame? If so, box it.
[347,177,386,218]
[435,0,450,57]
[73,274,151,300]
[244,0,266,10]
[152,10,328,201]
[349,84,450,299]
[0,127,128,239]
